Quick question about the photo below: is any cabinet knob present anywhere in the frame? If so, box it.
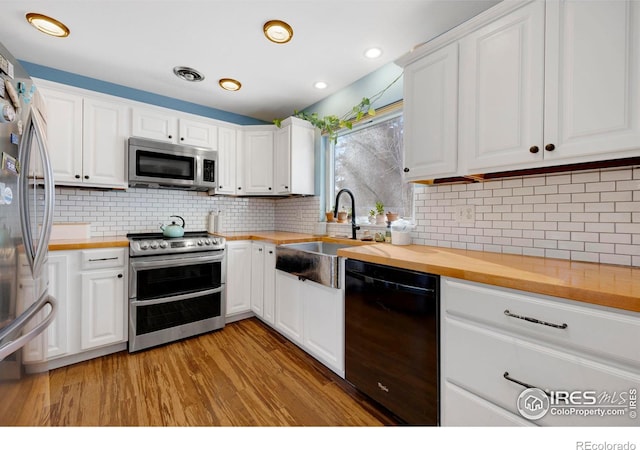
[168,135,172,139]
[219,185,223,189]
[258,248,263,252]
[117,274,123,278]
[75,174,81,179]
[238,187,242,190]
[84,175,89,179]
[529,146,539,154]
[403,167,410,173]
[545,143,555,152]
[268,250,273,254]
[268,187,272,191]
[284,186,289,190]
[180,137,184,141]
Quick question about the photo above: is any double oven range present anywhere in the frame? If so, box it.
[127,231,226,352]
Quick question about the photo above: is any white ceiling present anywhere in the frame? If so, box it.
[0,0,499,122]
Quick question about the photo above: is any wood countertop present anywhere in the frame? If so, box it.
[212,231,375,246]
[49,236,129,251]
[337,244,640,314]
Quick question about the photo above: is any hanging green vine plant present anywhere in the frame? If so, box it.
[274,72,403,143]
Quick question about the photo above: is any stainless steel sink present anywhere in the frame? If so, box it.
[275,241,354,289]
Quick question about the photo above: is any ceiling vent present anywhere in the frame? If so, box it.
[173,66,205,82]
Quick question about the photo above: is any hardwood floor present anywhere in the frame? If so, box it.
[42,318,397,426]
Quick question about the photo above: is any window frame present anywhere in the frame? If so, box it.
[325,108,409,219]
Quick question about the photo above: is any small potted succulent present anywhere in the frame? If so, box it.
[368,209,376,224]
[337,206,348,223]
[326,206,335,223]
[375,201,386,224]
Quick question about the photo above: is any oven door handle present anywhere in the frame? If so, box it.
[131,286,224,306]
[130,252,224,270]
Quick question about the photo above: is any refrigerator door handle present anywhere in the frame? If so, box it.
[0,293,57,362]
[18,107,55,279]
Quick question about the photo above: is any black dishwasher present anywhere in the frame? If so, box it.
[344,259,439,425]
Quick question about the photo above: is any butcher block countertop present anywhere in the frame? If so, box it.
[337,244,640,314]
[49,236,129,251]
[213,231,374,246]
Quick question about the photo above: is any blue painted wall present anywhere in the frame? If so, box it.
[20,61,266,125]
[302,62,404,217]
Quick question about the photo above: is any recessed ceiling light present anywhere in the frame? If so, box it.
[173,66,205,82]
[263,20,293,44]
[219,78,242,91]
[364,47,382,59]
[25,13,70,38]
[314,81,328,90]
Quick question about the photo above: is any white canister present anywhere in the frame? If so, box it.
[391,230,412,245]
[207,211,222,234]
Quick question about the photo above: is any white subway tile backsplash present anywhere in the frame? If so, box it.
[414,166,640,267]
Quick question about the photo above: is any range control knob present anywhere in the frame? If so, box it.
[160,241,169,249]
[139,242,149,250]
[197,240,203,246]
[150,241,159,249]
[205,239,212,245]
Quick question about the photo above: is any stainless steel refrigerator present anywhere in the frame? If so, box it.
[0,41,56,425]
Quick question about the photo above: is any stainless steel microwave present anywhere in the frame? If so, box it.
[128,137,217,191]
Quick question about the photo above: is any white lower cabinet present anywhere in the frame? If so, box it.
[250,243,276,326]
[441,277,640,426]
[275,269,344,377]
[225,241,252,319]
[21,248,128,373]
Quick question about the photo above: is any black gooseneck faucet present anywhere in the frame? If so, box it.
[334,188,360,240]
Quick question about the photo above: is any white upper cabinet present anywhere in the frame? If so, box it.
[274,117,315,195]
[461,0,640,173]
[216,126,239,195]
[132,107,218,149]
[37,81,130,189]
[459,0,546,172]
[241,126,274,194]
[542,0,640,163]
[403,42,460,180]
[399,0,640,179]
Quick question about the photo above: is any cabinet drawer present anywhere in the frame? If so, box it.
[442,381,534,427]
[80,248,125,270]
[444,317,640,426]
[442,278,640,368]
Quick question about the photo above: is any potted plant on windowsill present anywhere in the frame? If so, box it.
[368,209,376,224]
[375,201,386,224]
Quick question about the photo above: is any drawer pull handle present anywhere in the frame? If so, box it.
[503,372,549,394]
[88,257,120,262]
[504,309,568,329]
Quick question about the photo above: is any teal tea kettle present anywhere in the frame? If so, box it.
[160,215,185,238]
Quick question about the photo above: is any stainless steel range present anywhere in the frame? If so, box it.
[127,231,226,352]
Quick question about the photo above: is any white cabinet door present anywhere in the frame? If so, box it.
[274,270,303,345]
[403,42,460,180]
[46,253,70,359]
[179,118,217,149]
[225,241,252,316]
[543,0,640,163]
[40,87,84,184]
[250,242,265,317]
[460,1,545,172]
[132,108,177,143]
[274,125,291,194]
[217,126,238,195]
[80,268,125,350]
[302,279,344,376]
[263,244,276,326]
[243,128,274,194]
[82,97,130,188]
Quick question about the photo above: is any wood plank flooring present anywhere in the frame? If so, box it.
[43,318,397,426]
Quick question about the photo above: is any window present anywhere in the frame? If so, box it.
[328,112,413,221]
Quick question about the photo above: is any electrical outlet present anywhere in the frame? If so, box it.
[454,205,475,224]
